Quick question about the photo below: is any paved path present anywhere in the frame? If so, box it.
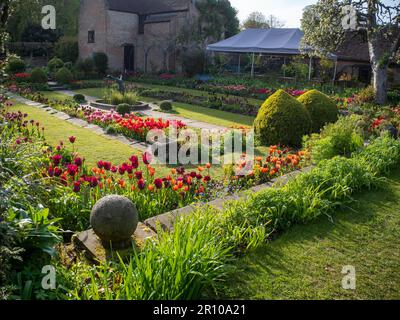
[56,90,229,132]
[6,92,148,152]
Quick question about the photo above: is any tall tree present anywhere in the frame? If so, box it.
[196,0,240,41]
[0,0,12,53]
[301,0,400,105]
[243,11,269,29]
[243,12,285,29]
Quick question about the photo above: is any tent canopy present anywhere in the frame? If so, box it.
[207,28,306,55]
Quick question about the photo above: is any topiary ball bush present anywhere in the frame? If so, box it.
[55,67,73,84]
[116,103,131,115]
[73,94,86,103]
[160,100,172,111]
[297,89,338,133]
[30,67,48,84]
[254,89,312,147]
[48,57,64,72]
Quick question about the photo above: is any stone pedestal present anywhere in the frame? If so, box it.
[73,222,156,263]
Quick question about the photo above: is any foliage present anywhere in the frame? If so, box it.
[303,115,365,163]
[5,57,25,74]
[159,100,173,111]
[254,89,312,146]
[73,94,85,103]
[92,52,108,75]
[297,89,338,132]
[47,57,64,73]
[104,90,139,106]
[55,67,73,85]
[242,11,269,29]
[354,86,375,105]
[68,210,232,300]
[301,0,400,104]
[54,40,79,64]
[116,103,131,116]
[196,0,240,41]
[30,68,47,84]
[76,58,95,76]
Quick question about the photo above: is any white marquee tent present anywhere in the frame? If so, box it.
[206,28,338,80]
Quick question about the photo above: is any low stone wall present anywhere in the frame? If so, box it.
[143,166,314,233]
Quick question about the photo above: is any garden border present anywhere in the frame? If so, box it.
[4,91,150,152]
[143,166,314,233]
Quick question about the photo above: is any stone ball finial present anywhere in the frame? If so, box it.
[90,195,138,248]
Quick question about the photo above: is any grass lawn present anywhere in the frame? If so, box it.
[39,91,71,101]
[74,88,255,128]
[222,169,400,300]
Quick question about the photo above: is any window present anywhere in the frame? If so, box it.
[88,30,95,43]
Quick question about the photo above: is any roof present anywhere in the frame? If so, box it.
[207,28,306,55]
[335,32,370,62]
[106,0,179,15]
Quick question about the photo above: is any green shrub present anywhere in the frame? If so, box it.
[30,67,47,84]
[303,115,365,163]
[76,58,95,75]
[64,62,73,70]
[55,67,73,84]
[123,92,139,105]
[54,41,79,63]
[105,125,118,135]
[160,100,172,111]
[73,94,86,103]
[105,90,139,106]
[297,90,338,133]
[116,103,131,115]
[47,57,64,73]
[93,52,108,75]
[254,89,312,146]
[355,85,375,104]
[6,57,26,74]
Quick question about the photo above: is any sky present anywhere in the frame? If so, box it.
[229,0,318,28]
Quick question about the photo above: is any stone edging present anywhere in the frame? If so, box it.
[143,166,315,234]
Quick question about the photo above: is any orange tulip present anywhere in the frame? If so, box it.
[148,184,154,192]
[206,163,212,169]
[171,168,177,174]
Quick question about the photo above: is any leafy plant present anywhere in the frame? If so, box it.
[304,115,364,163]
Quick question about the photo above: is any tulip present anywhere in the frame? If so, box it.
[69,136,76,144]
[154,178,163,189]
[73,181,81,193]
[138,179,145,190]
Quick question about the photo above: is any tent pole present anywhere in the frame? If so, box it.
[251,53,255,78]
[283,57,286,78]
[308,56,312,82]
[238,53,241,74]
[332,59,338,85]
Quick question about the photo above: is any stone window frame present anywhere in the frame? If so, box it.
[88,30,95,44]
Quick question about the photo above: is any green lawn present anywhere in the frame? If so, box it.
[222,169,400,300]
[74,88,255,128]
[39,91,71,101]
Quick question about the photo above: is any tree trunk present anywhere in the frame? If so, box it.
[368,35,389,105]
[372,62,388,105]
